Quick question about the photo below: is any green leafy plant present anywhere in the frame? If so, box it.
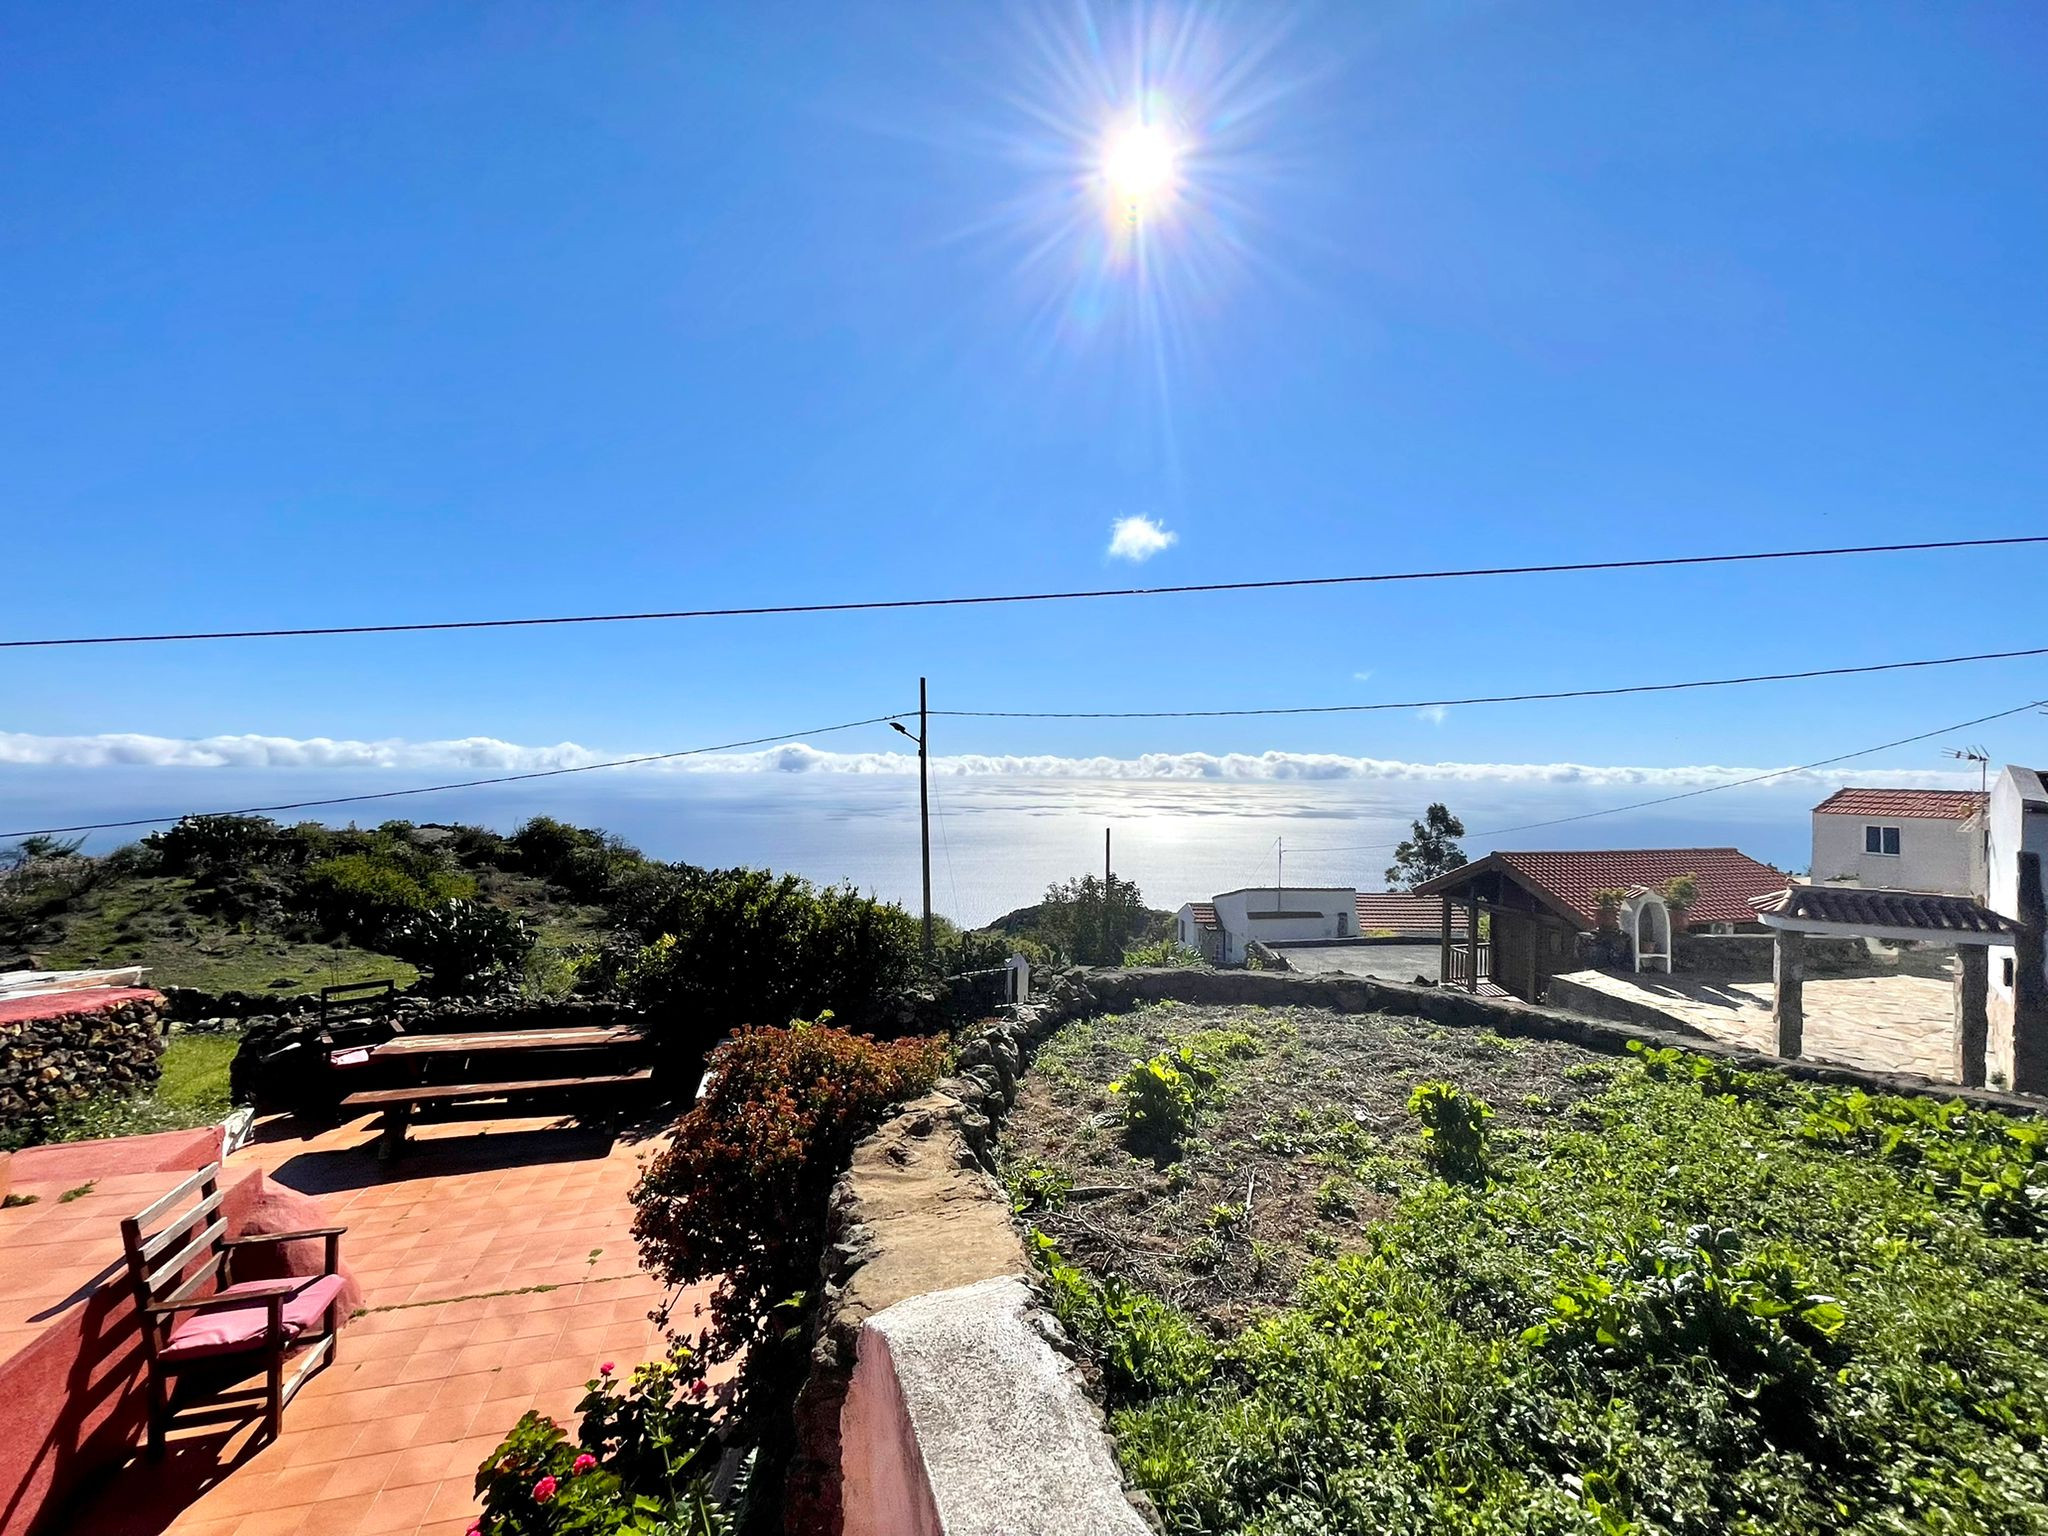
[1035,1232,1214,1401]
[393,898,534,995]
[1108,1045,1219,1143]
[474,1348,743,1535]
[1122,937,1207,968]
[1008,1164,1074,1214]
[1407,1081,1493,1182]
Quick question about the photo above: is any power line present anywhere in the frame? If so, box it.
[1279,696,2047,868]
[933,643,2048,721]
[0,712,908,840]
[4,535,2042,649]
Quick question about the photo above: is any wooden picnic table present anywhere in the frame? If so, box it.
[356,1025,643,1061]
[335,1024,654,1160]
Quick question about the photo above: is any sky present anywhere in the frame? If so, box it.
[4,1,2047,905]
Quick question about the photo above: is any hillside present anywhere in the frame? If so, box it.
[1,818,614,995]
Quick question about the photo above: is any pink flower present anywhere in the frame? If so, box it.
[599,1361,615,1375]
[572,1453,598,1475]
[466,1527,481,1536]
[532,1475,558,1504]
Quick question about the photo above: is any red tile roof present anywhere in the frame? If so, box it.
[1812,787,1986,820]
[1422,849,1787,930]
[1353,892,1470,938]
[1753,884,2017,936]
[1188,902,1220,930]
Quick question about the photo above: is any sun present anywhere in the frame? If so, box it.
[1102,119,1178,220]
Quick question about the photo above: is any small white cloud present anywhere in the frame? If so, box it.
[1353,670,1374,683]
[1417,705,1449,725]
[1107,515,1177,562]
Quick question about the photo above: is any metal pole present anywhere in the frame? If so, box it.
[919,676,933,968]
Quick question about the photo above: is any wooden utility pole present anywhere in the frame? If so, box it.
[1105,827,1112,889]
[919,677,933,967]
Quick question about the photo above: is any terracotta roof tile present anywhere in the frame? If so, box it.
[1459,848,1788,929]
[1352,892,1470,938]
[1812,788,1986,820]
[1188,902,1220,930]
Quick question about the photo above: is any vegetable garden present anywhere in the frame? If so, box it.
[1003,1002,2048,1534]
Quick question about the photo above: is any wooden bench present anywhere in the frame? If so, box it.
[341,1068,654,1160]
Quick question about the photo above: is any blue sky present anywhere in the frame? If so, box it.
[4,1,2048,846]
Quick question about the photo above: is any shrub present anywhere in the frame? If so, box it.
[300,845,474,944]
[1123,938,1207,968]
[609,869,923,1053]
[1407,1081,1493,1182]
[511,816,646,901]
[393,899,534,995]
[474,1348,742,1536]
[146,813,285,875]
[630,1021,948,1426]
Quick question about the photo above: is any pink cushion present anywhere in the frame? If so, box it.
[160,1274,348,1362]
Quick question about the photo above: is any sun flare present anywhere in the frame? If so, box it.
[1102,119,1178,219]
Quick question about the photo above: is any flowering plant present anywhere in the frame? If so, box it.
[472,1347,741,1535]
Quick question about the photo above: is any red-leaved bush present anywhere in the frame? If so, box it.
[629,1019,948,1418]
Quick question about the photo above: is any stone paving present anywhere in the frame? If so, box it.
[1551,968,1959,1081]
[63,1113,713,1536]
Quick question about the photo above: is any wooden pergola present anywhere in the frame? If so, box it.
[1751,885,2020,1087]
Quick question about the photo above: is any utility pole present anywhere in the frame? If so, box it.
[1105,827,1112,889]
[890,678,935,970]
[1276,836,1284,911]
[919,677,932,967]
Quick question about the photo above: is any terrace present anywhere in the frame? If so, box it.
[7,1110,710,1536]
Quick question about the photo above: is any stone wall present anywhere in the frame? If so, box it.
[1672,932,1875,978]
[1,991,167,1128]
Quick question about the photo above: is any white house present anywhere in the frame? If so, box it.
[1810,787,1985,897]
[1985,766,2048,1089]
[1176,887,1357,967]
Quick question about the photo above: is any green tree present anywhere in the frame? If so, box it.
[1385,803,1468,891]
[1036,873,1150,965]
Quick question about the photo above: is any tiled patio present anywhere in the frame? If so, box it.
[60,1112,710,1536]
[1551,968,1959,1080]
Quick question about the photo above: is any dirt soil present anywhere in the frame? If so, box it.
[1001,1001,1615,1332]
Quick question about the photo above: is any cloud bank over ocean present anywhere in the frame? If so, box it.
[0,730,1974,794]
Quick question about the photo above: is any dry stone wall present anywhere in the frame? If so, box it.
[1,991,167,1127]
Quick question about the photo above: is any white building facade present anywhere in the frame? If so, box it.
[1810,787,1985,897]
[1985,766,2048,1088]
[1175,887,1356,967]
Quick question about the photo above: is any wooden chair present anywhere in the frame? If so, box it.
[118,1164,348,1454]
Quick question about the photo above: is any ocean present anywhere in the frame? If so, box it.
[1,764,1840,926]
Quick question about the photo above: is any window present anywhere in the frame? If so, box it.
[2005,956,2017,987]
[1864,825,1901,856]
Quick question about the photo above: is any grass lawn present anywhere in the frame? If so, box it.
[1003,1003,2048,1535]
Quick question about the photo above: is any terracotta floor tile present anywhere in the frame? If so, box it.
[358,1479,442,1534]
[227,1509,310,1536]
[345,1412,429,1457]
[296,1491,382,1536]
[279,1421,366,1469]
[382,1444,456,1491]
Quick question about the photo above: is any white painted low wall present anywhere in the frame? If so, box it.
[840,1275,1152,1536]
